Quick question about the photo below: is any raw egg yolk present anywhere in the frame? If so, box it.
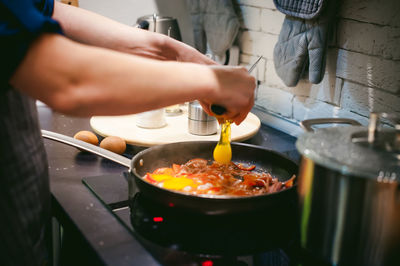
[148,174,197,190]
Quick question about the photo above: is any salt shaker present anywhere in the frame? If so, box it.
[136,108,167,129]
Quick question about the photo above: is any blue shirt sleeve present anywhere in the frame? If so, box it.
[0,0,63,88]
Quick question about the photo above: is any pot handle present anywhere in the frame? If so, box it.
[41,130,131,169]
[300,118,362,132]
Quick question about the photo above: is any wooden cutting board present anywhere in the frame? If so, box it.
[90,108,261,147]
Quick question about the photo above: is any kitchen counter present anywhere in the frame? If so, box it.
[38,105,300,266]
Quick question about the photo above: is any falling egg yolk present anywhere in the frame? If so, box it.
[213,142,232,164]
[213,120,232,164]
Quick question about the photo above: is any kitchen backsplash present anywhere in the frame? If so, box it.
[78,0,399,135]
[235,0,400,134]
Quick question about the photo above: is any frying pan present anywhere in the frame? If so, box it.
[42,130,298,215]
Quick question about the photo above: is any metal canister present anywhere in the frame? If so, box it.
[135,14,182,41]
[188,101,218,135]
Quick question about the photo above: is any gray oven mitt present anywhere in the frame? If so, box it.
[273,0,327,20]
[186,0,239,57]
[273,0,336,86]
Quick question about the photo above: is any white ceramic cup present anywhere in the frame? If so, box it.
[136,109,167,129]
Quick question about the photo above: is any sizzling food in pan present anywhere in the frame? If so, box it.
[144,158,296,196]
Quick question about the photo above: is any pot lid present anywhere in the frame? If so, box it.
[296,117,400,180]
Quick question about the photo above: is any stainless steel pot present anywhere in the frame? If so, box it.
[296,114,400,265]
[135,13,182,41]
[188,100,218,135]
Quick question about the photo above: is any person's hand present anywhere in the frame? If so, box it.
[126,32,218,65]
[162,35,217,65]
[198,65,256,125]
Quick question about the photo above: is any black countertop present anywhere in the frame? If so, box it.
[38,105,299,266]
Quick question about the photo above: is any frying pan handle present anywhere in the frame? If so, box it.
[300,118,362,132]
[41,130,131,169]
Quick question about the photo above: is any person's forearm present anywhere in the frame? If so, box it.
[10,34,215,116]
[52,1,213,64]
[53,2,172,59]
[11,33,255,124]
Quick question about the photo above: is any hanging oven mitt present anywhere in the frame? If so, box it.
[273,0,337,86]
[186,0,239,57]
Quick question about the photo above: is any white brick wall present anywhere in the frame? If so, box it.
[235,0,400,131]
[337,19,400,60]
[237,0,276,9]
[340,0,400,27]
[238,5,261,31]
[239,54,267,82]
[238,30,277,59]
[336,49,400,94]
[340,81,400,117]
[255,84,294,118]
[260,8,284,35]
[289,77,343,106]
[265,60,286,88]
[293,96,370,125]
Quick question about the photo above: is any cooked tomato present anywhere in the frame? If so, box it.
[234,162,256,171]
[153,167,174,175]
[172,164,181,173]
[144,173,157,184]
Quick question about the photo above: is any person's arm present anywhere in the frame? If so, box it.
[52,1,215,65]
[10,34,255,124]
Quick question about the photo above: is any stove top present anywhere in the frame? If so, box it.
[82,173,312,266]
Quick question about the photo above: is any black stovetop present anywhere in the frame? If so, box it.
[82,173,314,266]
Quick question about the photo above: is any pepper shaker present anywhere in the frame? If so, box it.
[188,101,217,135]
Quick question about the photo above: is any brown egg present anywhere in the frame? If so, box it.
[74,130,99,146]
[100,136,126,155]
